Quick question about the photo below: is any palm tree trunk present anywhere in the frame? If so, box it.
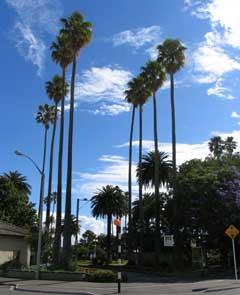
[38,127,48,218]
[170,74,177,197]
[53,67,66,265]
[128,105,135,260]
[107,213,112,263]
[63,56,77,267]
[46,103,58,231]
[139,105,144,257]
[153,91,161,260]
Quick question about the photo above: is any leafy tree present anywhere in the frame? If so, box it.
[157,39,186,196]
[51,31,73,266]
[45,75,69,231]
[3,171,31,195]
[141,61,166,258]
[91,185,127,263]
[166,157,240,267]
[0,172,36,227]
[61,11,92,267]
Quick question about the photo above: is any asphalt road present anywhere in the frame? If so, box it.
[1,279,240,295]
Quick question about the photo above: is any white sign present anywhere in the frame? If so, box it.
[164,235,174,247]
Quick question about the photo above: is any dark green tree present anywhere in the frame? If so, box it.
[91,185,127,263]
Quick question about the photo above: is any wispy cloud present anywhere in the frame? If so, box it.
[74,66,132,116]
[72,155,138,199]
[231,111,240,118]
[112,26,161,59]
[6,0,62,76]
[185,0,240,99]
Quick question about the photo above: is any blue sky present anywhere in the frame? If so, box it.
[1,0,240,234]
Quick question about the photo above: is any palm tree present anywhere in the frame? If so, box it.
[61,11,92,266]
[141,61,166,258]
[36,104,55,217]
[208,136,224,159]
[157,39,186,196]
[45,75,69,231]
[225,136,237,156]
[126,75,151,256]
[51,32,73,265]
[3,171,31,195]
[91,185,127,263]
[136,151,172,188]
[124,87,137,258]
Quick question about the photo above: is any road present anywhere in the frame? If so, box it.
[0,278,240,295]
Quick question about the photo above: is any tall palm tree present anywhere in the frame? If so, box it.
[45,75,69,231]
[124,87,137,258]
[141,61,166,259]
[3,171,31,195]
[91,185,127,263]
[157,39,186,196]
[127,75,151,256]
[51,32,73,265]
[36,104,55,217]
[61,11,92,266]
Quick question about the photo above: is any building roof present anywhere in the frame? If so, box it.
[0,221,29,237]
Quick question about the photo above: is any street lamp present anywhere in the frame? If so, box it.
[75,198,88,245]
[14,150,44,280]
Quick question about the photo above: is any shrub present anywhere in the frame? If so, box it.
[87,270,117,282]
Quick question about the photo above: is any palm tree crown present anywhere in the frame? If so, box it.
[141,61,166,92]
[137,151,172,188]
[61,11,92,56]
[3,171,31,195]
[36,104,55,129]
[157,39,186,75]
[46,75,69,106]
[51,32,74,70]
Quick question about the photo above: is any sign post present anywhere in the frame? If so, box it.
[225,224,239,280]
[114,218,121,293]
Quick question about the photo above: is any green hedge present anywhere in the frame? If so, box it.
[87,270,117,282]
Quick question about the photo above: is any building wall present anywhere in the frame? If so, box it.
[0,236,30,267]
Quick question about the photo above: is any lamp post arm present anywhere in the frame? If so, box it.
[22,154,43,175]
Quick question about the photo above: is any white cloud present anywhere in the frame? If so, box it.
[112,26,161,59]
[72,155,138,199]
[232,111,240,118]
[79,215,106,236]
[6,0,62,75]
[92,103,130,116]
[113,26,161,48]
[14,23,46,76]
[117,140,209,165]
[207,79,235,99]
[74,66,132,116]
[186,0,240,99]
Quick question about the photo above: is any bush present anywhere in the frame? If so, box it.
[1,259,23,270]
[87,270,117,282]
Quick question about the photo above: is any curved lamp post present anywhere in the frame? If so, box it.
[15,150,44,280]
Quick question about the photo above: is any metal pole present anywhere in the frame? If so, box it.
[35,172,45,280]
[75,198,80,245]
[118,221,121,294]
[232,238,238,280]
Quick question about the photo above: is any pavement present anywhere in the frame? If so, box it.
[0,276,240,295]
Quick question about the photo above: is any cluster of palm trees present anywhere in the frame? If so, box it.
[125,39,186,259]
[35,11,92,267]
